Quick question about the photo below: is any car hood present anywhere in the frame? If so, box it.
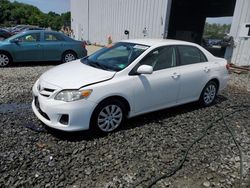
[0,41,9,46]
[40,60,116,89]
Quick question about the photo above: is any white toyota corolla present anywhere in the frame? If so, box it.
[32,39,229,133]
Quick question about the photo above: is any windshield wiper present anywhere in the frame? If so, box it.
[88,61,114,71]
[81,58,115,71]
[88,61,105,69]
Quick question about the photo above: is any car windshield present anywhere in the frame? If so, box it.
[81,42,149,71]
[6,32,24,41]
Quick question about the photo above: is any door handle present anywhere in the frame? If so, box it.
[204,67,210,73]
[171,72,180,79]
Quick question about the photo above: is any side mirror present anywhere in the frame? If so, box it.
[137,65,153,75]
[11,38,20,44]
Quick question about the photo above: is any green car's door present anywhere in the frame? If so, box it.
[12,32,43,62]
[42,32,66,61]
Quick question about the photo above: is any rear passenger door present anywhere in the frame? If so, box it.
[42,33,66,61]
[176,45,210,103]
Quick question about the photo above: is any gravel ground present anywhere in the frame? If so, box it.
[229,72,250,91]
[0,65,250,188]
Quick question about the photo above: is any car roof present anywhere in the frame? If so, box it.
[0,28,8,32]
[121,38,198,47]
[20,30,60,35]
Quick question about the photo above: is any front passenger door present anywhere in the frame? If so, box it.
[131,46,181,113]
[12,33,42,62]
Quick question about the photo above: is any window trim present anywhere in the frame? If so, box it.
[176,45,208,66]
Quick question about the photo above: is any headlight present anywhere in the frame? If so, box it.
[55,89,92,102]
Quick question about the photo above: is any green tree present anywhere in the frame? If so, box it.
[204,23,231,39]
[0,0,71,30]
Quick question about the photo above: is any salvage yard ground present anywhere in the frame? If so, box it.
[0,51,250,187]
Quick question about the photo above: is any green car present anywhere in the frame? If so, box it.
[0,30,87,67]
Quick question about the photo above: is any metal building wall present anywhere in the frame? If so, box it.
[229,0,250,66]
[70,0,88,41]
[71,0,169,45]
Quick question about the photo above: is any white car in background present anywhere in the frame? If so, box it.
[32,39,229,133]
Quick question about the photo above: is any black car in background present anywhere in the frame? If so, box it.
[0,29,12,40]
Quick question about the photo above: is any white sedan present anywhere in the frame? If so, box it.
[32,39,229,133]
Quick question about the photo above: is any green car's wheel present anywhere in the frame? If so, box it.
[0,52,12,67]
[62,51,77,63]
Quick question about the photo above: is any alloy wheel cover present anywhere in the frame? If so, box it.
[65,53,76,62]
[203,84,216,104]
[97,104,123,132]
[0,54,9,67]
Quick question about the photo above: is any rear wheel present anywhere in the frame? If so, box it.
[90,99,126,133]
[199,81,218,106]
[0,53,11,67]
[62,51,77,63]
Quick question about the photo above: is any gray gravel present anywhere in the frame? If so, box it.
[229,72,250,91]
[0,65,250,188]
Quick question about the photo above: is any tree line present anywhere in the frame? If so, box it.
[203,22,231,39]
[0,0,70,30]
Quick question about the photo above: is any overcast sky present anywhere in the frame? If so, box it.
[12,0,70,14]
[206,17,232,25]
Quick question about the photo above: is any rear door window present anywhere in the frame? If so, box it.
[177,46,207,66]
[45,33,65,41]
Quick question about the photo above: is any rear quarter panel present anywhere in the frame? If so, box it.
[64,41,86,59]
[209,57,229,91]
[198,46,229,92]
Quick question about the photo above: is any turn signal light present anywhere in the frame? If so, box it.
[81,90,92,97]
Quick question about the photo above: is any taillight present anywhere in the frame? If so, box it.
[82,41,87,48]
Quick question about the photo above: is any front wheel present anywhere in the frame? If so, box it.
[90,99,126,133]
[62,51,77,63]
[0,53,11,67]
[199,81,218,106]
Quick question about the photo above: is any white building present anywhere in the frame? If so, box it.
[229,0,250,66]
[71,0,170,44]
[71,0,250,66]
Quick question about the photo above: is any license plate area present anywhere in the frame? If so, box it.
[34,96,50,121]
[34,96,40,109]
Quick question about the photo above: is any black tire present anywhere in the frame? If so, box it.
[62,51,77,63]
[90,99,127,133]
[0,52,12,67]
[199,81,218,107]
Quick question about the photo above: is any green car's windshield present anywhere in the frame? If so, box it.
[81,42,149,71]
[6,32,24,41]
